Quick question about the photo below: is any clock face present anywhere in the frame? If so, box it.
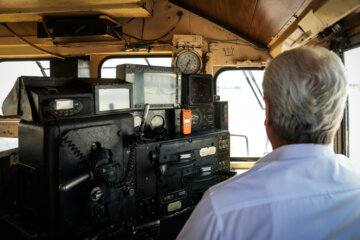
[175,51,201,74]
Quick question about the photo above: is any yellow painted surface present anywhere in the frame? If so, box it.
[0,0,152,22]
[298,10,326,35]
[0,121,19,138]
[230,161,255,170]
[269,0,359,57]
[0,0,271,74]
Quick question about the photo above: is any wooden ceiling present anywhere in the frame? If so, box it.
[169,0,307,48]
[0,0,153,22]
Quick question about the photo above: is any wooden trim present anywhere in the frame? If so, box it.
[0,121,19,138]
[230,161,255,170]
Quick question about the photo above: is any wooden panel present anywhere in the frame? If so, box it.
[0,0,153,22]
[250,0,306,45]
[169,0,262,47]
[0,121,19,138]
[170,0,310,47]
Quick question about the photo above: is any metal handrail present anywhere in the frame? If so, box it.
[231,134,249,156]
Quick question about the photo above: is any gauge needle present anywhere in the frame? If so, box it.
[185,60,190,71]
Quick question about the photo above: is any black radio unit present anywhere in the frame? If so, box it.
[30,86,94,122]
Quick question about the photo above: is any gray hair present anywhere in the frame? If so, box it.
[262,46,348,144]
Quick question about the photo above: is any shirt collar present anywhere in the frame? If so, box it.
[256,143,335,164]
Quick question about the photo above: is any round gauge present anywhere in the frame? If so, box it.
[150,115,165,128]
[191,111,201,127]
[175,50,202,74]
[134,116,142,128]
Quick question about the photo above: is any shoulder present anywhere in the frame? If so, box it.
[203,166,270,213]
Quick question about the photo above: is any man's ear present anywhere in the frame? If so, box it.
[264,99,271,128]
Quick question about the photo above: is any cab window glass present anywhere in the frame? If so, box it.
[216,69,271,158]
[0,60,49,151]
[100,57,172,78]
[344,47,360,160]
[0,61,49,115]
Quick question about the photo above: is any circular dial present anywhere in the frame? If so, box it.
[175,51,201,74]
[150,115,165,128]
[191,111,201,127]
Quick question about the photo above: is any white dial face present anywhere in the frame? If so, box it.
[176,51,201,74]
[150,115,164,128]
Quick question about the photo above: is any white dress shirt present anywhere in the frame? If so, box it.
[177,144,360,240]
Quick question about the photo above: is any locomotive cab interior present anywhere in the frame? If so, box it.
[0,0,359,239]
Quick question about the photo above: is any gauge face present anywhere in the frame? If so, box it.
[191,111,201,127]
[150,115,165,128]
[175,51,201,74]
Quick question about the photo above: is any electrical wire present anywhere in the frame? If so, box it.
[1,23,65,59]
[47,112,62,143]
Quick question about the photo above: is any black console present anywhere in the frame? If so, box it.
[1,67,232,240]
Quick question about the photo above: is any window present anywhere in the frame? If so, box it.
[0,60,50,115]
[216,69,271,158]
[344,47,360,160]
[0,60,49,151]
[100,57,172,78]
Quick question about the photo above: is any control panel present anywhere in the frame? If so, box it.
[216,131,230,171]
[215,101,229,130]
[190,104,215,132]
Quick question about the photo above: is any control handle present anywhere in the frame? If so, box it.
[140,104,150,135]
[59,171,93,192]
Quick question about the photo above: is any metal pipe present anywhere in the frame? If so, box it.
[231,134,249,156]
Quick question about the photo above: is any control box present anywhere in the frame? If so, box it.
[214,101,229,130]
[29,86,94,123]
[190,104,215,132]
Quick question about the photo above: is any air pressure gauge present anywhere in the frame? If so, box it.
[150,115,165,128]
[175,50,202,74]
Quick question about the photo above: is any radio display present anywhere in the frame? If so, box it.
[55,99,74,110]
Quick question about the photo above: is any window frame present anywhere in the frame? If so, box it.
[340,43,360,157]
[215,66,265,163]
[98,55,172,78]
[0,58,52,140]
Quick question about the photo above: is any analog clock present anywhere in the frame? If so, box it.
[175,50,202,74]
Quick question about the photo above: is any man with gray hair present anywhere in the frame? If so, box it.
[177,46,360,240]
